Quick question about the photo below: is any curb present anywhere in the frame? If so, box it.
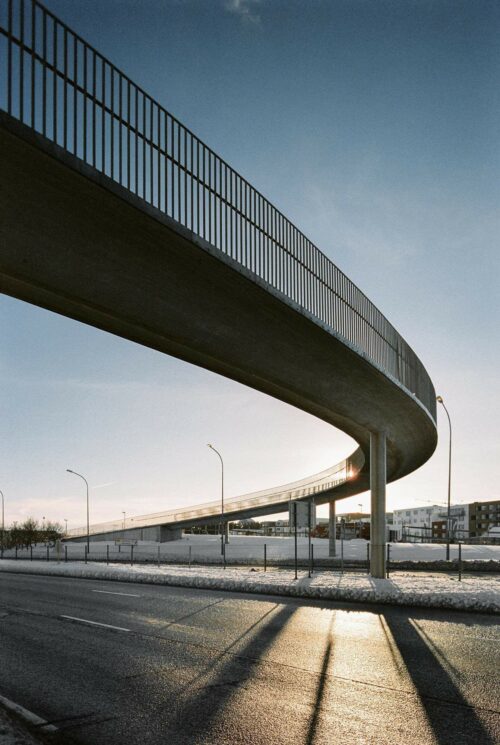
[0,562,498,614]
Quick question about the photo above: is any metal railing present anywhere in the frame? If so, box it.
[0,0,436,420]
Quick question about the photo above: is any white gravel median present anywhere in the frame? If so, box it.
[1,559,499,613]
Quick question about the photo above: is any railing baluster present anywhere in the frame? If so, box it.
[7,0,13,115]
[19,0,24,122]
[31,0,35,129]
[42,8,46,135]
[142,92,146,199]
[73,34,77,154]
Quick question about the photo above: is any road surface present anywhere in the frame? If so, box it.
[0,572,498,744]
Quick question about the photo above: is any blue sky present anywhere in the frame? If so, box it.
[1,0,499,529]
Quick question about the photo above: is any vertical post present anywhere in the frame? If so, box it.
[46,545,49,562]
[311,543,314,574]
[106,544,109,566]
[328,501,336,557]
[458,542,462,582]
[308,500,312,579]
[340,520,344,574]
[65,545,68,563]
[264,543,267,572]
[30,545,33,561]
[366,542,370,573]
[370,431,387,578]
[131,544,134,566]
[85,545,88,564]
[386,544,391,578]
[189,545,192,567]
[294,502,298,580]
[207,445,226,569]
[15,546,18,560]
[157,544,160,567]
[437,397,452,560]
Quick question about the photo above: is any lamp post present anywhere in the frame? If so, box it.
[436,396,452,560]
[66,469,90,554]
[122,511,126,530]
[207,444,226,566]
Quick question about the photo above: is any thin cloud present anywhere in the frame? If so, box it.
[224,0,261,25]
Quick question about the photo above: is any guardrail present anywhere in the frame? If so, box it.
[0,0,435,420]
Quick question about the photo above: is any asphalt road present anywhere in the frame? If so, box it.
[0,573,498,745]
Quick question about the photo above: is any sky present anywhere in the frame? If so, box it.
[1,0,499,530]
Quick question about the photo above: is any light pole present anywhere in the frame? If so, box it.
[207,444,226,566]
[122,511,126,530]
[66,469,90,554]
[0,490,4,555]
[436,396,452,560]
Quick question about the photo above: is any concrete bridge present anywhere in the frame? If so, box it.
[0,0,437,576]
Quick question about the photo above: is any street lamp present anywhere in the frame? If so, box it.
[436,396,452,560]
[66,469,90,553]
[207,444,226,565]
[122,511,126,530]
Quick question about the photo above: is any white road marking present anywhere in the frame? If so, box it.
[0,693,58,732]
[92,589,140,597]
[60,615,130,632]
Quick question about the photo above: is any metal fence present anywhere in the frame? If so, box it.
[0,0,435,420]
[1,539,489,581]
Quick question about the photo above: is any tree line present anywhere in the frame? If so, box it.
[1,517,64,549]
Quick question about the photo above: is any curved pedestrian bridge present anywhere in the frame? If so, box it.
[0,1,437,575]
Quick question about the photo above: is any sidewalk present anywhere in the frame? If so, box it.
[1,560,498,612]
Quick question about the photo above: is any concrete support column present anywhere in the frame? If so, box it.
[224,521,229,544]
[370,431,386,578]
[328,501,336,557]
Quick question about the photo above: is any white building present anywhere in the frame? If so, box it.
[393,505,442,541]
[447,504,469,538]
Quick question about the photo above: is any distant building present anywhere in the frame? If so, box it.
[335,512,394,541]
[393,506,442,541]
[395,499,499,542]
[432,505,470,540]
[469,500,500,537]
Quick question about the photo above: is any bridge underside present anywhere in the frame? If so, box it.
[0,115,437,572]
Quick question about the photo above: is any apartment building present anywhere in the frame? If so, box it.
[469,500,500,537]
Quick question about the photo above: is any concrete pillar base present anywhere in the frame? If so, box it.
[370,431,386,578]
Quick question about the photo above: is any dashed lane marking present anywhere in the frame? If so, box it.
[92,589,140,597]
[60,615,130,632]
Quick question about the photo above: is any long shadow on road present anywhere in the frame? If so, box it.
[383,612,498,745]
[163,602,297,743]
